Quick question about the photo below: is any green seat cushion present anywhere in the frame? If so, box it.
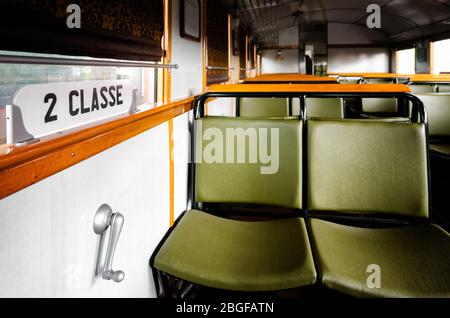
[307,119,429,218]
[430,143,450,158]
[154,210,317,291]
[195,117,302,209]
[309,218,450,297]
[240,97,289,117]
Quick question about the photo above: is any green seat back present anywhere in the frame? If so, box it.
[362,97,397,113]
[195,117,302,209]
[409,84,436,94]
[338,77,361,84]
[239,97,289,117]
[364,78,393,84]
[307,119,429,218]
[291,98,344,118]
[416,93,450,137]
[306,98,344,118]
[438,85,450,93]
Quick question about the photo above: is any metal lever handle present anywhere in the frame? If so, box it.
[93,204,125,283]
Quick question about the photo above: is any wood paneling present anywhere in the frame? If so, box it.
[243,74,338,83]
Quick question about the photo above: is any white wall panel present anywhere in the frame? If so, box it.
[261,49,299,74]
[0,123,170,297]
[173,112,190,220]
[171,0,203,219]
[171,0,203,99]
[328,47,390,73]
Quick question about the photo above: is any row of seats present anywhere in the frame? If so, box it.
[416,93,450,158]
[237,94,450,158]
[152,115,450,297]
[238,97,403,118]
[239,97,344,118]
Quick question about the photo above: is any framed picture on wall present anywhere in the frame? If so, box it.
[180,0,201,42]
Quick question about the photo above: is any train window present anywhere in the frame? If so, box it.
[0,50,159,145]
[0,51,157,107]
[396,48,415,74]
[432,38,450,74]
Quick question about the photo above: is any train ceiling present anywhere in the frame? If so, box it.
[222,0,450,47]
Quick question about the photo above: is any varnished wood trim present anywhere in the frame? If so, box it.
[0,98,194,200]
[243,74,338,83]
[165,0,175,226]
[207,84,411,93]
[429,41,434,75]
[327,72,413,79]
[409,74,450,82]
[245,35,249,78]
[395,50,399,74]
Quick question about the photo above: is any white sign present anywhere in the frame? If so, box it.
[12,80,134,139]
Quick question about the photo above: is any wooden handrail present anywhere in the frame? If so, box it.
[242,74,338,83]
[0,97,194,199]
[328,73,413,79]
[207,83,411,93]
[409,74,450,83]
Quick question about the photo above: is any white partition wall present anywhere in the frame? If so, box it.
[0,124,170,297]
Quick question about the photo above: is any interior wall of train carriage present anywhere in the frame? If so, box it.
[327,23,390,73]
[0,126,170,297]
[0,0,206,297]
[170,0,202,221]
[261,26,300,74]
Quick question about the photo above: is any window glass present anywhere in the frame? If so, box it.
[0,51,158,145]
[432,38,450,74]
[0,51,157,107]
[396,48,415,74]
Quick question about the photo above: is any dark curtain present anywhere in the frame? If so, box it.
[0,0,164,61]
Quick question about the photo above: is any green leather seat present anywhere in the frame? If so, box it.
[409,84,436,94]
[195,117,302,207]
[308,219,450,298]
[362,98,397,113]
[437,85,450,93]
[307,119,450,297]
[239,97,289,117]
[338,77,362,84]
[292,98,344,118]
[416,93,450,157]
[430,143,450,158]
[364,78,393,84]
[155,210,316,291]
[154,117,317,291]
